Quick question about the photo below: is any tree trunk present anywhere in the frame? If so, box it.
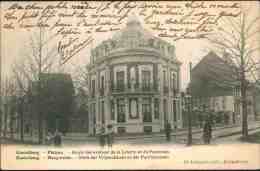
[20,110,24,142]
[10,116,14,139]
[3,105,7,137]
[38,114,43,144]
[241,78,248,138]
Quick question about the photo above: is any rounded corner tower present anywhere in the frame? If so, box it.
[87,14,182,135]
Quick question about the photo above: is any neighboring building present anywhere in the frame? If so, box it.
[1,95,18,137]
[27,73,74,139]
[190,51,256,125]
[251,83,260,121]
[68,88,89,134]
[87,15,182,135]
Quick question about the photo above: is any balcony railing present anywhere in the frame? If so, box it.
[164,86,169,94]
[111,84,158,93]
[91,90,95,98]
[172,88,178,97]
[99,88,104,96]
[143,112,152,122]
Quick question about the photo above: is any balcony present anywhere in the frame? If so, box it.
[99,88,104,96]
[110,83,158,94]
[164,86,169,94]
[143,112,152,122]
[172,88,178,97]
[91,91,95,98]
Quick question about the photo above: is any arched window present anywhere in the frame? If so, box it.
[130,67,136,87]
[148,39,154,47]
[111,41,116,49]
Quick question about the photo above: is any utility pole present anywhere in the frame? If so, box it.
[187,62,193,146]
[0,59,1,137]
[38,26,43,144]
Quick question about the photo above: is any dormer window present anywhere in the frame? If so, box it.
[148,39,154,47]
[96,49,99,58]
[111,41,116,49]
[168,46,171,54]
[104,44,109,55]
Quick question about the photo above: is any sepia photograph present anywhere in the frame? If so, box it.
[0,1,260,170]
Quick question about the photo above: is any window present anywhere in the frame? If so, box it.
[111,100,115,120]
[163,70,167,86]
[144,126,152,133]
[142,98,152,122]
[25,124,31,134]
[163,70,168,94]
[247,106,251,115]
[168,46,171,54]
[130,67,136,88]
[129,98,138,119]
[116,71,124,91]
[117,99,126,123]
[101,76,105,89]
[100,75,105,95]
[142,70,151,90]
[173,100,177,122]
[171,73,176,90]
[176,101,180,120]
[91,80,95,97]
[111,41,116,48]
[101,101,105,124]
[163,99,168,121]
[154,98,160,119]
[117,127,126,134]
[148,39,154,47]
[222,97,226,110]
[92,103,96,124]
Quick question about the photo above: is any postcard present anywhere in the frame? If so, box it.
[1,1,260,170]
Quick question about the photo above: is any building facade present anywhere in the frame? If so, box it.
[190,51,256,126]
[87,16,182,135]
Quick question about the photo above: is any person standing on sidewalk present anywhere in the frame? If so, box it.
[203,118,212,144]
[99,125,106,147]
[107,124,114,147]
[54,130,62,146]
[165,121,172,142]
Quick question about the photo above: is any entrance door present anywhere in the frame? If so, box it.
[142,98,152,122]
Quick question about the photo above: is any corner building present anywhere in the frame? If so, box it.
[87,16,182,135]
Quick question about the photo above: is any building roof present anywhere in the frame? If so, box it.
[190,51,238,97]
[29,73,74,114]
[111,14,154,43]
[90,14,178,64]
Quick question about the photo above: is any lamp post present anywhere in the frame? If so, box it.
[186,88,192,146]
[186,62,193,146]
[181,89,193,146]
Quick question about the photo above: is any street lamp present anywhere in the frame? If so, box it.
[182,88,193,146]
[186,88,192,146]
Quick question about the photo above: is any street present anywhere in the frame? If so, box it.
[61,121,260,146]
[1,121,259,146]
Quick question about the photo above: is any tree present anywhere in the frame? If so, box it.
[1,76,17,138]
[206,6,260,138]
[12,26,61,144]
[72,64,89,96]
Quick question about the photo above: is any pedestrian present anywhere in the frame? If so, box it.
[107,124,114,147]
[203,118,212,144]
[99,126,106,147]
[54,130,62,146]
[165,121,172,142]
[45,131,53,145]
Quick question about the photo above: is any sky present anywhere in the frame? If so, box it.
[1,1,260,90]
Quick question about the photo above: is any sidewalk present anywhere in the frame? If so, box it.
[2,121,260,144]
[62,121,260,141]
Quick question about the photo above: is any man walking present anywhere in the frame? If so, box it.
[203,118,212,144]
[165,121,172,142]
[107,124,114,147]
